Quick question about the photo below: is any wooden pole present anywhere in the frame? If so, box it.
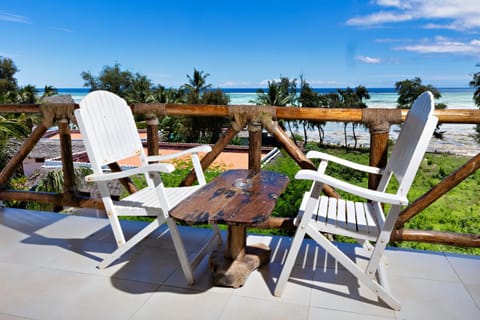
[58,119,75,207]
[3,104,480,125]
[0,123,48,187]
[391,229,480,247]
[362,108,402,190]
[0,190,104,209]
[146,115,159,156]
[107,162,138,194]
[368,130,389,190]
[396,152,480,228]
[180,126,240,186]
[248,121,262,173]
[264,120,339,198]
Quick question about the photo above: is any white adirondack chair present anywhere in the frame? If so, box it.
[74,90,222,284]
[274,91,438,310]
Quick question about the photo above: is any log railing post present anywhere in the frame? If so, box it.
[248,121,262,173]
[362,109,402,190]
[58,118,75,208]
[146,115,159,156]
[43,96,78,210]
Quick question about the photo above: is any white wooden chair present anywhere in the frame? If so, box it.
[74,90,222,284]
[274,91,438,310]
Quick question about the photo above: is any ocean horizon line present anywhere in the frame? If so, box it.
[40,86,475,95]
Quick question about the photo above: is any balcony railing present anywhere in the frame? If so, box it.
[0,101,479,247]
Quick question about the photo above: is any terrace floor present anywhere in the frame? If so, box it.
[1,207,479,320]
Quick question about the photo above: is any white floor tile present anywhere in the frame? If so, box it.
[219,295,308,320]
[310,267,395,318]
[131,287,231,320]
[391,274,480,319]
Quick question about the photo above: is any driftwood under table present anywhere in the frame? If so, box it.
[169,169,289,288]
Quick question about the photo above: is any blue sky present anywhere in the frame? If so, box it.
[1,0,479,88]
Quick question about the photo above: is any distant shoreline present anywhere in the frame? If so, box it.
[40,87,475,94]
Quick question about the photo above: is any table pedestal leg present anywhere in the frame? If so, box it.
[209,225,270,288]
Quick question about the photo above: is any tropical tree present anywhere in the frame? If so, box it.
[395,77,446,138]
[181,69,229,143]
[253,77,298,144]
[298,77,323,145]
[124,74,153,104]
[469,66,480,143]
[81,63,134,96]
[337,86,370,150]
[0,57,19,103]
[183,68,211,103]
[42,85,58,98]
[17,84,37,104]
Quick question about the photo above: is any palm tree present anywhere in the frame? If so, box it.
[17,84,37,104]
[183,68,211,103]
[469,67,480,143]
[337,86,370,150]
[253,77,298,144]
[42,85,58,98]
[299,77,321,146]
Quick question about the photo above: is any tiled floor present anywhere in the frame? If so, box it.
[1,207,479,320]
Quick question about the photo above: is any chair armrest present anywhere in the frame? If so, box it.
[85,163,175,182]
[146,145,212,162]
[306,150,383,175]
[295,169,408,206]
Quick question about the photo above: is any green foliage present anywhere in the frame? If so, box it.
[81,63,134,96]
[395,77,443,109]
[469,68,480,143]
[395,77,446,139]
[180,70,230,144]
[0,56,19,102]
[253,77,297,106]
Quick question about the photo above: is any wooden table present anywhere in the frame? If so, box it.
[169,169,289,288]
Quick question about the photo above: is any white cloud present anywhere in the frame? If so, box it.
[0,52,18,58]
[347,0,480,30]
[0,11,29,24]
[347,11,412,26]
[356,55,382,63]
[218,81,252,88]
[50,27,73,33]
[396,36,480,55]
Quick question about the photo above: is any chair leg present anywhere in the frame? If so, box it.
[307,227,401,310]
[274,224,307,297]
[166,218,195,285]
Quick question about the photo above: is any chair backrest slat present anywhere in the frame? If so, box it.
[75,90,145,173]
[377,91,438,197]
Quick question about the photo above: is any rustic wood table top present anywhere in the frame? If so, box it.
[169,169,290,226]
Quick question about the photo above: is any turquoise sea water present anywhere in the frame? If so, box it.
[55,87,479,155]
[56,87,477,109]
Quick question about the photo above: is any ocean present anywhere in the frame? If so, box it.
[55,87,479,156]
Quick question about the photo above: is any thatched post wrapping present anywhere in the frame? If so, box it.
[362,108,402,190]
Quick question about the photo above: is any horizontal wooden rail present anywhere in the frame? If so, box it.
[391,229,480,247]
[2,103,480,124]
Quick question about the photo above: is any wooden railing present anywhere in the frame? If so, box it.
[0,102,479,247]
